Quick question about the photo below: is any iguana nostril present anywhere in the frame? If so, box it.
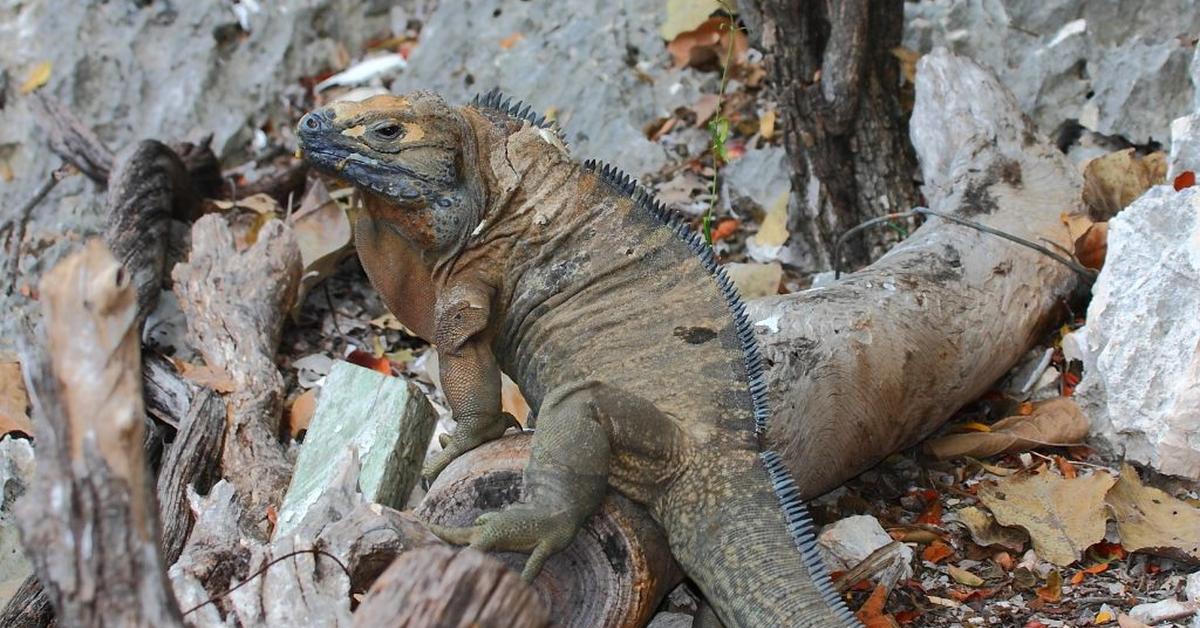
[302,113,320,130]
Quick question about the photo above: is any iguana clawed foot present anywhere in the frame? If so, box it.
[423,411,521,482]
[427,502,584,582]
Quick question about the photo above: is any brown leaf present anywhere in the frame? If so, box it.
[921,540,953,564]
[287,388,318,438]
[978,469,1115,566]
[289,178,354,308]
[890,46,921,83]
[946,565,984,587]
[925,398,1090,460]
[498,32,524,49]
[176,361,237,393]
[952,506,1027,551]
[1106,463,1200,563]
[0,362,33,437]
[1036,569,1062,603]
[855,584,897,628]
[758,109,777,140]
[1074,222,1108,270]
[660,0,723,40]
[1082,149,1167,220]
[666,16,747,71]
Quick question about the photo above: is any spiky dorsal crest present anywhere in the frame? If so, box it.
[581,159,770,436]
[469,87,568,144]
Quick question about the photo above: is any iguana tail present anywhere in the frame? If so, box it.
[658,448,861,627]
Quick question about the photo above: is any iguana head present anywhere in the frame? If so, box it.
[297,91,484,252]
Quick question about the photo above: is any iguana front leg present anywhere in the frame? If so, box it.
[424,283,520,481]
[428,384,611,581]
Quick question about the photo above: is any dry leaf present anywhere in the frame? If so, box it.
[501,373,530,425]
[854,584,897,628]
[287,388,318,438]
[498,32,524,49]
[758,109,777,140]
[1106,463,1200,563]
[1036,569,1062,602]
[290,178,354,308]
[925,397,1090,460]
[660,0,723,41]
[724,262,782,299]
[0,362,33,437]
[978,468,1115,565]
[921,540,953,564]
[1075,222,1108,270]
[711,217,739,242]
[691,93,720,128]
[890,46,921,83]
[754,190,790,247]
[177,361,237,393]
[1173,170,1195,191]
[946,565,984,587]
[19,61,52,94]
[238,193,282,215]
[666,16,747,71]
[1082,149,1167,220]
[952,506,1027,551]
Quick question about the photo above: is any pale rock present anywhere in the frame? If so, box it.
[0,437,35,607]
[1187,570,1200,603]
[1170,114,1200,179]
[817,514,914,587]
[393,0,707,179]
[1075,186,1200,479]
[721,146,791,216]
[1129,598,1195,624]
[904,0,1200,144]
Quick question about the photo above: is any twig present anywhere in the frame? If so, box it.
[180,549,351,616]
[4,163,72,294]
[832,207,1097,281]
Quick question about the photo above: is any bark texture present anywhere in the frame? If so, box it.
[353,546,550,628]
[17,241,182,627]
[751,0,920,271]
[755,50,1083,498]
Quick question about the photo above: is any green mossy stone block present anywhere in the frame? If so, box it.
[275,360,436,538]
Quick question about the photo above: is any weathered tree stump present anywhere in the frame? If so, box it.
[16,241,182,627]
[353,545,549,628]
[416,433,682,628]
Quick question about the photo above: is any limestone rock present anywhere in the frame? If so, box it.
[0,436,34,608]
[817,514,914,587]
[904,0,1200,144]
[392,0,707,179]
[1169,114,1200,179]
[1075,186,1200,479]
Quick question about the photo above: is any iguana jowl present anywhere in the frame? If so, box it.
[297,90,859,627]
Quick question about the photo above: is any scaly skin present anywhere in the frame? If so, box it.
[297,90,859,627]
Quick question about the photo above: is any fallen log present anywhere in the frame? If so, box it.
[16,241,182,626]
[353,545,550,628]
[416,433,682,628]
[171,214,302,525]
[756,49,1085,498]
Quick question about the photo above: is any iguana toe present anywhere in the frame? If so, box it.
[426,504,579,582]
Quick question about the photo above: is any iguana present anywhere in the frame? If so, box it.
[297,89,860,627]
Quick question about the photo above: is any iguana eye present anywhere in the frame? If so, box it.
[374,124,403,139]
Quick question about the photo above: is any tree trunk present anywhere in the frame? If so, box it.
[749,0,920,272]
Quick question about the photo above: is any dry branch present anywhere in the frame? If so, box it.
[416,434,682,628]
[353,545,550,628]
[755,50,1083,498]
[172,215,302,525]
[16,240,182,627]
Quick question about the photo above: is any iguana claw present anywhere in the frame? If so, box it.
[426,503,580,582]
[423,411,521,483]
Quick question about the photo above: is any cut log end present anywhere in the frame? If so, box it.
[416,433,682,628]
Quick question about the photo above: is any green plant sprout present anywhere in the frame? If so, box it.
[703,4,739,246]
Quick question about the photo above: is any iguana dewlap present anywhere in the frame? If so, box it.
[297,90,860,627]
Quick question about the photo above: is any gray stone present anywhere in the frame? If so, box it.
[1170,114,1200,179]
[0,0,395,352]
[721,146,791,216]
[1187,570,1200,603]
[392,0,705,178]
[1129,597,1195,624]
[275,360,436,539]
[1075,186,1200,480]
[904,0,1200,144]
[0,436,34,608]
[817,514,914,587]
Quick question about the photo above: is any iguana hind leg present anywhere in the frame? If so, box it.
[427,385,610,582]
